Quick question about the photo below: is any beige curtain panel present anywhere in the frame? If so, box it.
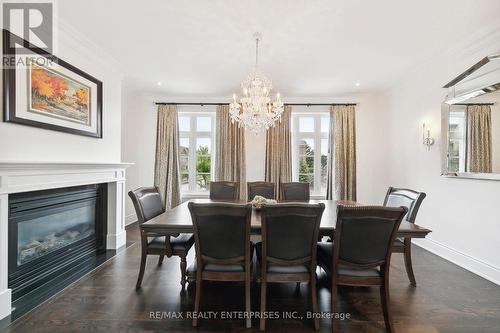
[154,104,181,209]
[215,104,247,199]
[265,105,292,200]
[330,105,357,201]
[466,105,492,173]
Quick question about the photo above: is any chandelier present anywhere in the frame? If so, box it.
[229,33,284,133]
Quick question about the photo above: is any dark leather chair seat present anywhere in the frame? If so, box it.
[187,261,245,273]
[337,265,381,277]
[148,233,194,251]
[268,264,308,274]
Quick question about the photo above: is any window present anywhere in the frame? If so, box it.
[178,108,216,194]
[448,108,466,172]
[292,112,330,197]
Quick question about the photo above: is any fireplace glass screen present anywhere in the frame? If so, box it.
[17,204,96,265]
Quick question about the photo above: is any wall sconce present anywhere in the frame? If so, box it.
[422,123,435,150]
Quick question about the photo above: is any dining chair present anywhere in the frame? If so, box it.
[281,182,310,201]
[128,187,194,290]
[209,181,240,200]
[187,202,253,328]
[247,181,275,200]
[258,203,325,331]
[383,186,426,286]
[317,205,407,333]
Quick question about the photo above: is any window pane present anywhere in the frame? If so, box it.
[180,156,189,173]
[196,138,211,154]
[321,117,329,133]
[299,139,314,156]
[299,156,314,174]
[196,173,211,191]
[196,116,212,132]
[181,173,189,192]
[320,138,328,192]
[179,138,189,155]
[196,155,211,173]
[299,117,314,132]
[178,116,190,132]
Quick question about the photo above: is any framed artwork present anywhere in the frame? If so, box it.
[3,29,103,138]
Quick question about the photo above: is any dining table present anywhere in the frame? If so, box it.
[141,199,432,239]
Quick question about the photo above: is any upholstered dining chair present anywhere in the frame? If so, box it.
[317,205,407,333]
[383,186,426,286]
[187,202,253,328]
[209,181,239,200]
[257,203,325,331]
[247,181,275,200]
[281,182,310,201]
[128,187,194,290]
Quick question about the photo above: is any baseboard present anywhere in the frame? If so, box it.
[125,213,136,226]
[413,238,500,285]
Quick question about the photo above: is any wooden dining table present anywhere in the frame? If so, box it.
[141,199,432,239]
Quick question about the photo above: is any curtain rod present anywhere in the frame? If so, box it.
[453,103,495,106]
[154,102,357,106]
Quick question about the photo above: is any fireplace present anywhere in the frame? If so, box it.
[8,184,107,303]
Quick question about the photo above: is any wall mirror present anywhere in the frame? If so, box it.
[442,54,500,180]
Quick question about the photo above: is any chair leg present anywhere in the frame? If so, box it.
[310,276,320,330]
[245,271,251,328]
[180,255,187,289]
[136,244,147,290]
[259,279,267,331]
[158,255,164,265]
[380,284,394,333]
[403,238,417,286]
[192,274,202,327]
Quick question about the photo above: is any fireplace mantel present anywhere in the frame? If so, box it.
[0,161,132,320]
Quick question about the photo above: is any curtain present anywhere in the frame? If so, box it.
[328,105,356,201]
[466,105,492,173]
[265,105,292,200]
[215,104,247,199]
[154,104,181,209]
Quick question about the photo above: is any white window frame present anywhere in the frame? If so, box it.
[291,110,330,198]
[178,107,216,196]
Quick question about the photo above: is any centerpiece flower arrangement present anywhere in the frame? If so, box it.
[251,195,277,209]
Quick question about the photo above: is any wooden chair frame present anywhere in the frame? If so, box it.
[259,203,325,331]
[281,182,311,201]
[383,186,426,286]
[331,205,407,333]
[188,202,253,328]
[129,186,191,290]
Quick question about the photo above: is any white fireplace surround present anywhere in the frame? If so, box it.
[0,161,132,320]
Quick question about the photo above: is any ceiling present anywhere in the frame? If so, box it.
[58,0,500,97]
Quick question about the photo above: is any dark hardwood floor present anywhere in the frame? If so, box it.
[3,223,500,333]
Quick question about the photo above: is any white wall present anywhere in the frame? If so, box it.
[377,29,500,284]
[121,93,387,224]
[0,22,123,163]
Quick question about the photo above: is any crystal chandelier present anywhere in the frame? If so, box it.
[229,33,284,133]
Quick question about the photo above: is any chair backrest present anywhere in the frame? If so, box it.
[128,186,165,223]
[383,187,426,223]
[334,205,407,270]
[188,202,252,266]
[247,181,275,200]
[260,203,325,268]
[209,181,239,201]
[281,182,310,201]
